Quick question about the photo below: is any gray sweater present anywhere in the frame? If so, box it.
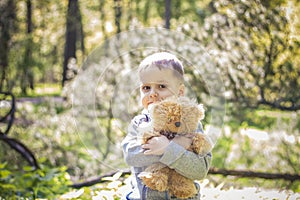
[121,112,211,200]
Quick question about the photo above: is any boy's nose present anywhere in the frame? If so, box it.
[150,90,158,98]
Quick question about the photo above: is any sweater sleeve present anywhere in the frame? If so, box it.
[122,116,161,167]
[160,141,211,180]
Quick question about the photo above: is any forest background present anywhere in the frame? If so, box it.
[0,0,299,199]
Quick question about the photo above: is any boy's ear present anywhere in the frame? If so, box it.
[178,84,185,96]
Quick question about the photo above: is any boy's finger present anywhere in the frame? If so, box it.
[144,150,152,155]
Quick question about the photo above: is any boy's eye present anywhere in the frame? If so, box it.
[141,86,150,91]
[159,84,166,89]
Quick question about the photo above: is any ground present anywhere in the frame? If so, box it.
[66,177,300,200]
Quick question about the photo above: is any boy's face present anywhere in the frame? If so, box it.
[139,67,184,109]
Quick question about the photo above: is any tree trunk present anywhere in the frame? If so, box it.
[63,0,78,86]
[114,0,122,34]
[77,4,84,56]
[63,0,84,86]
[0,0,16,91]
[165,0,171,29]
[143,0,150,24]
[21,0,34,94]
[99,0,107,39]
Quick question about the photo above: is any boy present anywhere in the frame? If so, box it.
[122,52,211,199]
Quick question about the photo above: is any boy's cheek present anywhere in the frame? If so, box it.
[141,97,148,109]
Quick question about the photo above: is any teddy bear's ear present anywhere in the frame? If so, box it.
[198,104,205,120]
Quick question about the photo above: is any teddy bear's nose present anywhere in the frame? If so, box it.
[175,122,181,127]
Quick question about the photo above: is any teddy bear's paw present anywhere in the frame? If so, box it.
[148,173,168,191]
[142,177,168,191]
[139,174,158,191]
[169,187,197,199]
[138,171,153,179]
[168,173,197,199]
[142,180,157,191]
[191,134,213,155]
[139,172,168,191]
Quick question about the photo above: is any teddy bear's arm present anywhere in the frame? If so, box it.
[190,133,213,155]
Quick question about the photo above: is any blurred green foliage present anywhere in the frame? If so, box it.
[0,0,299,198]
[0,160,72,199]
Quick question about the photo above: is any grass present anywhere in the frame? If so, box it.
[14,83,62,98]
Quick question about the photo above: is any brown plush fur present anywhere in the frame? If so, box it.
[139,96,213,199]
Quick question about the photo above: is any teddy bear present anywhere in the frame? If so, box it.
[138,96,213,199]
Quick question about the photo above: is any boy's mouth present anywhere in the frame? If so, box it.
[148,99,161,106]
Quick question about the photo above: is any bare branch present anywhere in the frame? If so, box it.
[70,168,300,188]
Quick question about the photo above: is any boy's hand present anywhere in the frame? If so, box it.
[172,134,193,149]
[142,135,170,155]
